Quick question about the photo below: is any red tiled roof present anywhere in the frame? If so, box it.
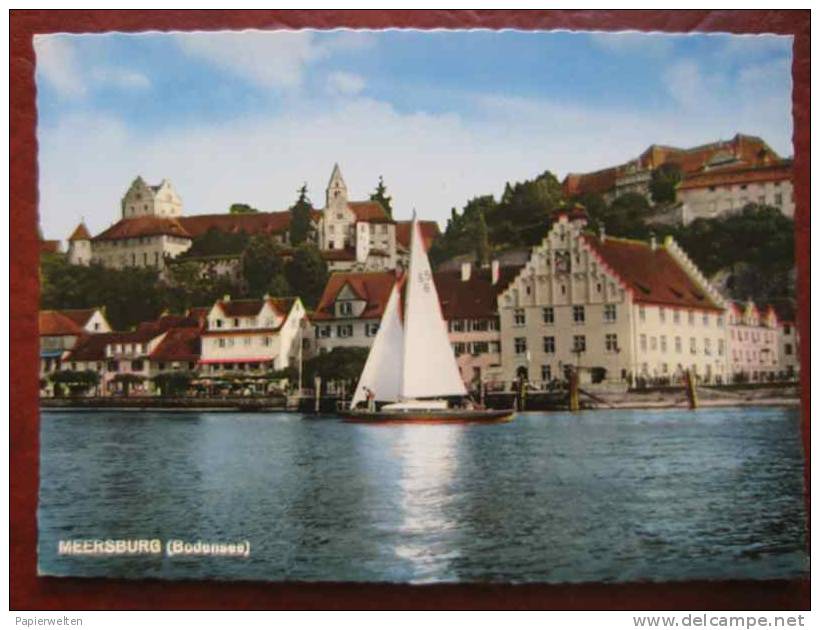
[186,306,211,322]
[677,160,792,191]
[562,167,618,197]
[58,308,100,328]
[563,134,781,197]
[349,201,392,223]
[68,223,91,241]
[177,210,321,238]
[312,271,396,321]
[395,220,440,251]
[93,216,192,241]
[149,327,201,362]
[65,333,113,361]
[213,296,296,318]
[434,265,523,320]
[39,311,84,336]
[582,235,723,311]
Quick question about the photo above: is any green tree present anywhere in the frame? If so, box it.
[602,193,652,238]
[49,369,99,396]
[242,234,287,297]
[289,184,315,246]
[229,203,259,214]
[285,244,329,308]
[303,347,369,391]
[369,175,393,218]
[649,163,683,204]
[153,371,195,397]
[183,227,249,257]
[474,209,490,266]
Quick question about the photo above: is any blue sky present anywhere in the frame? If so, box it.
[35,29,793,240]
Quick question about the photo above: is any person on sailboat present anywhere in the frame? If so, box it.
[363,386,376,412]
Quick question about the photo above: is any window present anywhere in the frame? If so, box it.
[718,340,725,356]
[339,302,353,316]
[573,305,585,324]
[603,304,616,323]
[365,322,379,337]
[572,335,586,353]
[605,334,618,352]
[688,311,695,325]
[218,338,226,348]
[717,316,724,327]
[661,363,668,374]
[784,325,791,335]
[262,336,272,347]
[704,338,712,356]
[639,306,646,322]
[659,307,666,323]
[244,337,252,346]
[702,313,709,326]
[660,335,667,353]
[541,365,552,382]
[514,337,527,355]
[785,343,793,356]
[472,341,489,355]
[453,342,466,356]
[673,310,681,324]
[337,324,353,338]
[131,360,143,371]
[542,307,554,324]
[514,309,526,326]
[690,337,697,355]
[543,336,556,354]
[650,336,657,351]
[317,326,330,338]
[774,193,783,206]
[215,319,223,328]
[640,334,647,351]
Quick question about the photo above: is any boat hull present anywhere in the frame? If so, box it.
[340,408,515,424]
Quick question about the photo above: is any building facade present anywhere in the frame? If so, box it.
[497,211,731,388]
[726,301,781,382]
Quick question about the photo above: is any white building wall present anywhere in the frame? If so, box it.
[679,178,794,222]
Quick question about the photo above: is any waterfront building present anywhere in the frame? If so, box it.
[311,271,397,354]
[39,307,111,392]
[66,166,425,274]
[562,134,793,223]
[198,295,309,375]
[778,319,800,380]
[437,261,522,390]
[726,301,781,383]
[497,209,731,388]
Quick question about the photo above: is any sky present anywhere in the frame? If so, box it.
[35,29,793,240]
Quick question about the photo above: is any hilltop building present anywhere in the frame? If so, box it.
[64,166,436,274]
[562,134,794,223]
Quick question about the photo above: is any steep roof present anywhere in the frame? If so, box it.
[434,265,523,320]
[349,200,392,223]
[677,160,793,191]
[58,308,101,328]
[65,333,114,361]
[562,167,618,197]
[312,271,396,321]
[149,327,201,362]
[39,311,84,336]
[93,216,191,241]
[39,239,61,255]
[395,220,440,251]
[68,223,91,241]
[582,235,723,312]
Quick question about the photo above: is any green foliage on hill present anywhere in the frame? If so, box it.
[649,163,683,204]
[285,244,328,309]
[229,203,259,214]
[183,227,249,258]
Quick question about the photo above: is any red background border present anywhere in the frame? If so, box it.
[10,9,810,610]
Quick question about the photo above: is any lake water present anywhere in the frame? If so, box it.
[38,407,808,584]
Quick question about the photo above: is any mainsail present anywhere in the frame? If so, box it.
[350,218,467,408]
[350,280,404,407]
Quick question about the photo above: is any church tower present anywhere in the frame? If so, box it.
[326,163,348,211]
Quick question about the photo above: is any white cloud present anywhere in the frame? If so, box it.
[587,31,674,57]
[326,71,365,96]
[173,30,375,91]
[91,67,151,91]
[38,76,793,243]
[34,35,87,99]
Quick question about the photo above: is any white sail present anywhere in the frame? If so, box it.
[400,219,467,400]
[350,280,404,407]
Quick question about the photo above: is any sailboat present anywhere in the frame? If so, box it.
[341,216,514,424]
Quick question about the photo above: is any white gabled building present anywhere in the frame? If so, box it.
[198,295,309,374]
[497,208,731,387]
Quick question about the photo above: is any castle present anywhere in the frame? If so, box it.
[66,165,437,273]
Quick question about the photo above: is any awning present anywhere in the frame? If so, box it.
[40,350,64,358]
[198,357,276,365]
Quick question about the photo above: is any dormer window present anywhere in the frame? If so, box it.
[340,302,352,316]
